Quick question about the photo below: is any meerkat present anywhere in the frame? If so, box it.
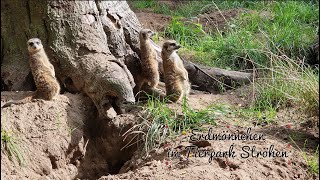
[134,29,160,95]
[2,38,60,108]
[161,40,190,102]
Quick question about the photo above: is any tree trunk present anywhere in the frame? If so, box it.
[1,0,252,118]
[1,0,140,119]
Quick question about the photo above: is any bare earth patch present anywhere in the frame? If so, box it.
[135,12,172,32]
[133,8,241,33]
[1,90,318,179]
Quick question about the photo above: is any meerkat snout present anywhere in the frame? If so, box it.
[163,40,181,53]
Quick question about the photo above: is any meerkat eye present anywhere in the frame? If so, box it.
[170,43,175,46]
[36,41,40,45]
[29,42,34,46]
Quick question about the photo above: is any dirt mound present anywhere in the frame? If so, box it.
[1,91,318,179]
[133,8,241,33]
[1,92,139,179]
[135,12,172,31]
[195,9,241,33]
[1,92,94,179]
[101,125,317,180]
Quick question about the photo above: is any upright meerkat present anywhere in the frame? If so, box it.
[161,40,190,102]
[134,29,160,94]
[2,38,60,108]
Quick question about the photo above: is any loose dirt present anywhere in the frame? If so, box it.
[1,89,318,179]
[133,7,241,33]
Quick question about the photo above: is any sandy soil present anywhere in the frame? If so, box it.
[134,7,241,33]
[1,90,318,180]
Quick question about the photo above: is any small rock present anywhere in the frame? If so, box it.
[190,140,211,148]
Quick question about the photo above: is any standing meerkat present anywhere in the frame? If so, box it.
[134,29,160,94]
[161,40,190,102]
[2,38,60,108]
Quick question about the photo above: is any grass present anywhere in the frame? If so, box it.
[133,0,319,116]
[122,95,230,155]
[162,1,318,70]
[1,128,25,166]
[303,145,319,175]
[252,51,319,115]
[130,1,319,174]
[237,107,277,125]
[131,0,212,18]
[134,0,318,71]
[290,137,319,176]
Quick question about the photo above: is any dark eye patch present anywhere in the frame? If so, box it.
[36,41,40,44]
[169,43,176,46]
[29,42,34,46]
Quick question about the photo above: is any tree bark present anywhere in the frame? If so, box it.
[1,0,252,118]
[1,0,140,119]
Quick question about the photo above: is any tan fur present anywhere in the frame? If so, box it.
[2,38,60,108]
[134,29,159,94]
[161,40,190,102]
[28,38,60,100]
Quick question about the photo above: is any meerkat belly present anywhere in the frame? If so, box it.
[163,66,183,94]
[140,50,159,86]
[33,70,55,88]
[141,60,158,76]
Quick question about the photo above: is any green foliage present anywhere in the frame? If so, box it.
[131,0,158,10]
[160,1,319,70]
[237,107,277,125]
[303,145,319,175]
[290,137,319,176]
[161,1,319,113]
[123,95,230,155]
[1,128,25,166]
[253,54,319,115]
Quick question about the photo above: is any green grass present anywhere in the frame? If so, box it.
[290,137,319,176]
[122,95,230,155]
[237,107,277,125]
[131,0,212,18]
[162,1,318,70]
[253,52,319,115]
[132,0,318,71]
[133,0,319,116]
[303,145,319,175]
[1,128,25,166]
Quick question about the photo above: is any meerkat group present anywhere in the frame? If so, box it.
[136,28,190,102]
[3,28,189,109]
[2,38,60,108]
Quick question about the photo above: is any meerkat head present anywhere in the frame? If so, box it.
[27,38,43,54]
[162,40,181,55]
[139,29,155,41]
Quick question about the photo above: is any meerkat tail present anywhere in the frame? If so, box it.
[1,96,33,108]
